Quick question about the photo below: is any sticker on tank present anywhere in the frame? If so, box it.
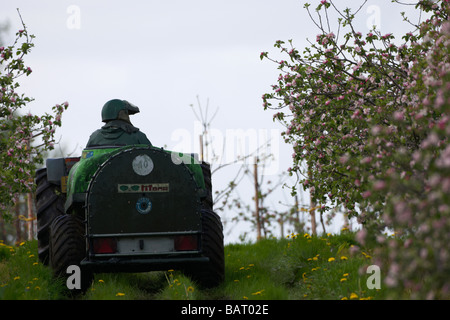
[132,154,154,176]
[118,183,169,193]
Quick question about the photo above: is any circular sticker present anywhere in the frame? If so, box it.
[136,197,152,214]
[132,154,153,176]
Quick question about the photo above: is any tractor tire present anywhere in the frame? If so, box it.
[185,208,224,288]
[201,161,213,210]
[35,168,65,265]
[49,214,92,294]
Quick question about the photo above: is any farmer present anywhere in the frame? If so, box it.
[86,99,152,147]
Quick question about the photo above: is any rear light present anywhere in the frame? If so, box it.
[174,235,198,251]
[92,237,117,254]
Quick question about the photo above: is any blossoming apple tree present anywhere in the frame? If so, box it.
[0,15,68,219]
[262,0,449,298]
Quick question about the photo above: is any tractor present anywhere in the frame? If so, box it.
[35,144,224,293]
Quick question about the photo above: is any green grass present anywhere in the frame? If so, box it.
[0,232,385,300]
[0,240,65,300]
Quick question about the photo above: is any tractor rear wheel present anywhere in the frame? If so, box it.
[185,208,224,288]
[49,214,92,294]
[35,168,65,265]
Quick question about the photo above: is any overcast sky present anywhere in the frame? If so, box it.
[1,0,425,242]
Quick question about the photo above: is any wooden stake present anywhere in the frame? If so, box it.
[27,193,34,240]
[254,157,261,241]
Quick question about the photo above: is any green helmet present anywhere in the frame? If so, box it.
[101,99,140,122]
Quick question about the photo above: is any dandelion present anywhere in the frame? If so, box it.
[239,267,245,270]
[186,286,194,293]
[19,242,25,246]
[98,279,104,283]
[341,297,348,300]
[243,296,248,300]
[252,290,264,296]
[340,256,348,260]
[328,257,335,262]
[116,292,125,297]
[234,279,239,283]
[343,273,349,277]
[340,278,348,282]
[32,262,38,266]
[28,254,35,258]
[34,286,41,290]
[13,276,20,281]
[248,264,254,267]
[350,292,358,299]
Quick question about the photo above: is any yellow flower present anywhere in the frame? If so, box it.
[239,267,245,270]
[350,292,358,299]
[234,279,239,282]
[28,254,35,258]
[243,296,248,300]
[311,267,320,272]
[251,290,264,296]
[19,242,25,246]
[343,273,349,277]
[186,286,194,293]
[341,297,348,300]
[340,278,347,282]
[33,262,38,266]
[35,286,41,290]
[340,256,348,260]
[98,279,104,283]
[168,269,174,272]
[13,276,20,281]
[248,264,254,267]
[116,292,125,296]
[328,257,335,262]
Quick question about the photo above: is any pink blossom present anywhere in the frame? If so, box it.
[361,191,371,198]
[373,180,386,191]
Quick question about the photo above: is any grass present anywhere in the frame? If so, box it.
[0,231,385,300]
[0,240,65,300]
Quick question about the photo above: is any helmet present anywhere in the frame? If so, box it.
[101,99,140,122]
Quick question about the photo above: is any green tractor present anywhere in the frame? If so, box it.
[35,144,224,293]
